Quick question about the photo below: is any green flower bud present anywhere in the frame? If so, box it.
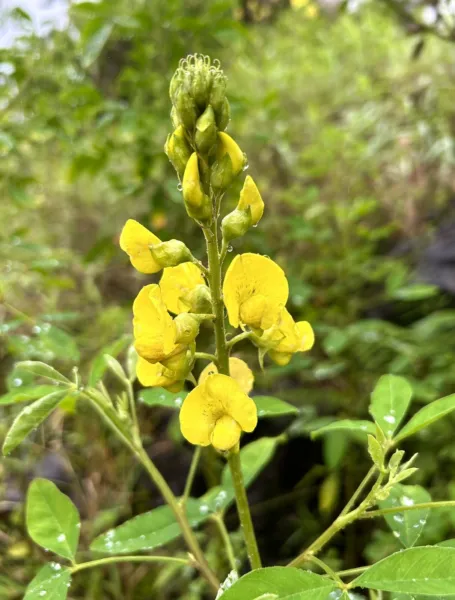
[216,97,231,131]
[170,106,180,129]
[188,284,212,314]
[192,66,211,109]
[195,105,217,155]
[210,153,234,192]
[150,239,193,268]
[182,153,212,222]
[221,207,252,242]
[209,72,227,113]
[169,68,184,103]
[165,125,192,180]
[174,313,201,344]
[174,87,197,130]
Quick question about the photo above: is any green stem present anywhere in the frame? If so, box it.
[305,555,343,584]
[226,331,253,350]
[360,500,455,519]
[228,449,262,570]
[182,446,202,504]
[71,555,188,574]
[339,466,376,517]
[84,392,219,592]
[211,513,237,572]
[335,565,370,579]
[219,238,229,265]
[194,352,217,363]
[126,381,141,446]
[203,220,262,571]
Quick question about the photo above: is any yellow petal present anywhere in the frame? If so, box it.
[160,263,205,314]
[182,152,204,209]
[119,219,162,274]
[210,415,241,451]
[223,254,289,329]
[237,176,264,225]
[263,312,315,365]
[204,374,257,433]
[136,357,182,390]
[179,384,223,446]
[133,284,177,362]
[199,357,254,395]
[217,132,245,175]
[296,321,315,351]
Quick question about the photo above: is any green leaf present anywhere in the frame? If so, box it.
[3,390,68,455]
[81,22,114,69]
[352,546,455,594]
[367,434,384,470]
[90,499,205,554]
[369,375,413,438]
[391,284,439,301]
[24,564,71,600]
[103,354,128,383]
[88,335,131,387]
[311,419,375,439]
[0,384,57,406]
[253,396,298,418]
[395,394,455,443]
[139,387,188,409]
[220,567,338,599]
[26,479,80,561]
[378,484,431,547]
[14,361,70,385]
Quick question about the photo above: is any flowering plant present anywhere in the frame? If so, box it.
[6,55,455,600]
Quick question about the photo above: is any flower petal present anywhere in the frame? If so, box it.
[237,176,264,225]
[199,357,254,395]
[120,219,162,273]
[204,374,257,433]
[210,416,241,451]
[296,321,315,351]
[179,384,223,446]
[133,284,176,361]
[223,254,288,329]
[136,357,183,391]
[160,263,205,314]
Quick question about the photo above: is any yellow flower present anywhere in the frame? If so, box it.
[136,356,185,392]
[259,308,315,366]
[120,219,162,274]
[217,132,245,175]
[199,357,254,395]
[180,374,257,451]
[133,284,178,362]
[160,263,205,314]
[223,253,289,330]
[237,176,264,226]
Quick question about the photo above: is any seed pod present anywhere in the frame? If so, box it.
[149,239,193,268]
[165,126,192,180]
[195,105,217,155]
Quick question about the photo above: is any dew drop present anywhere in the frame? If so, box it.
[177,183,183,191]
[39,591,47,597]
[57,533,66,542]
[13,378,23,387]
[227,245,233,253]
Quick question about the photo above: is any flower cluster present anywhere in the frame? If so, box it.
[120,55,314,452]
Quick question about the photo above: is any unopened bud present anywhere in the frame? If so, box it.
[170,106,180,129]
[174,313,201,344]
[195,105,217,155]
[182,153,212,221]
[221,207,252,242]
[169,68,184,103]
[217,132,245,176]
[209,73,227,113]
[174,88,197,130]
[161,344,195,378]
[165,126,192,180]
[192,67,211,109]
[150,239,193,268]
[237,175,264,226]
[210,153,234,192]
[217,97,231,131]
[188,284,212,314]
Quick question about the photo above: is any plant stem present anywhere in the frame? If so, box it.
[182,446,202,504]
[84,391,219,592]
[339,466,376,517]
[360,500,455,519]
[211,513,237,572]
[71,555,189,574]
[194,352,217,363]
[203,220,262,571]
[335,565,370,579]
[305,555,343,584]
[126,380,141,446]
[288,470,385,568]
[226,331,253,349]
[228,449,262,570]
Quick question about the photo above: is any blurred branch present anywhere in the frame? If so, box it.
[381,0,455,43]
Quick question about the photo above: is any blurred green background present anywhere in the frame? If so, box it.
[2,0,455,598]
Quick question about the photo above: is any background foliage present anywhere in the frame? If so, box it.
[2,0,455,598]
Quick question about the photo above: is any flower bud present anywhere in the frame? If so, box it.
[195,105,217,155]
[237,175,264,226]
[174,313,201,344]
[169,68,184,103]
[149,239,193,268]
[217,97,231,131]
[209,73,227,113]
[188,284,212,314]
[170,106,180,129]
[192,66,211,109]
[182,153,212,221]
[210,153,234,192]
[165,126,192,180]
[217,132,245,176]
[221,207,252,242]
[174,87,197,131]
[161,343,195,378]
